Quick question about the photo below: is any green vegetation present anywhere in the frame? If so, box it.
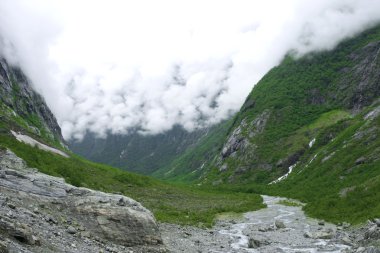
[268,106,380,224]
[0,133,265,227]
[153,119,233,181]
[69,125,222,176]
[277,199,303,207]
[177,24,380,225]
[198,25,380,185]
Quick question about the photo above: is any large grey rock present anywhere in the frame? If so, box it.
[365,247,380,253]
[314,229,335,240]
[365,225,380,239]
[248,237,270,248]
[374,218,380,227]
[275,220,286,229]
[0,149,166,253]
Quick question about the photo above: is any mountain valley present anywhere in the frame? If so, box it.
[1,20,380,253]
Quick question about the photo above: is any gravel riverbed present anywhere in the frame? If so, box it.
[160,196,380,253]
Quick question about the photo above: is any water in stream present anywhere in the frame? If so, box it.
[215,195,350,252]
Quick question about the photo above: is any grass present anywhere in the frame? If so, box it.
[153,119,233,182]
[267,106,380,224]
[277,199,303,207]
[0,133,265,227]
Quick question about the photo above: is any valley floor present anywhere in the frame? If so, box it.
[160,196,380,253]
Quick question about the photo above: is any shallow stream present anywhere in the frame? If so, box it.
[161,195,352,253]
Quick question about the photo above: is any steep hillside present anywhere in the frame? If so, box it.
[155,25,380,186]
[0,58,64,146]
[181,24,380,224]
[152,119,232,181]
[69,125,217,175]
[199,25,380,185]
[267,101,380,224]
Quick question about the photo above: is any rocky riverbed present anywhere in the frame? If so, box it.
[160,196,380,253]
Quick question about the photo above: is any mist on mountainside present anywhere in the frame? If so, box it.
[1,0,380,140]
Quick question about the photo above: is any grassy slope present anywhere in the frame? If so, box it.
[199,25,380,185]
[267,103,380,224]
[211,104,380,224]
[69,126,213,175]
[0,133,264,227]
[176,25,380,225]
[153,119,233,182]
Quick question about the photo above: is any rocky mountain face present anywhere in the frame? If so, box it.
[0,57,167,252]
[0,148,165,253]
[0,58,64,146]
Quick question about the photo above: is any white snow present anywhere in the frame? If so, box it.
[269,163,297,185]
[11,130,69,158]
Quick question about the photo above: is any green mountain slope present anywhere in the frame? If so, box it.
[267,102,380,224]
[158,25,380,187]
[198,25,380,184]
[185,24,380,224]
[69,125,217,175]
[152,119,233,181]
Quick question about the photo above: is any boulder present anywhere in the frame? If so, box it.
[374,218,380,227]
[0,149,165,252]
[355,157,366,165]
[0,241,8,253]
[365,225,380,239]
[303,231,313,238]
[248,237,270,248]
[275,220,286,229]
[314,230,335,240]
[365,247,380,253]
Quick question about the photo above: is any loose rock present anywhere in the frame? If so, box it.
[275,220,286,229]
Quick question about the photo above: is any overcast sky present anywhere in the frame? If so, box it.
[1,0,380,140]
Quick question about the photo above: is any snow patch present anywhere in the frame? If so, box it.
[11,131,69,158]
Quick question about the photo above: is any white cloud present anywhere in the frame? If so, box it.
[1,0,380,140]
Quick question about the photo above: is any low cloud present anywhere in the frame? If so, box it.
[1,0,380,140]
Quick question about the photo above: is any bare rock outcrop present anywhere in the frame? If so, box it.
[0,148,166,253]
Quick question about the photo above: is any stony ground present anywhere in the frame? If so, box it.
[160,196,380,253]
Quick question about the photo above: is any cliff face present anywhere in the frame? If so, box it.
[0,58,64,146]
